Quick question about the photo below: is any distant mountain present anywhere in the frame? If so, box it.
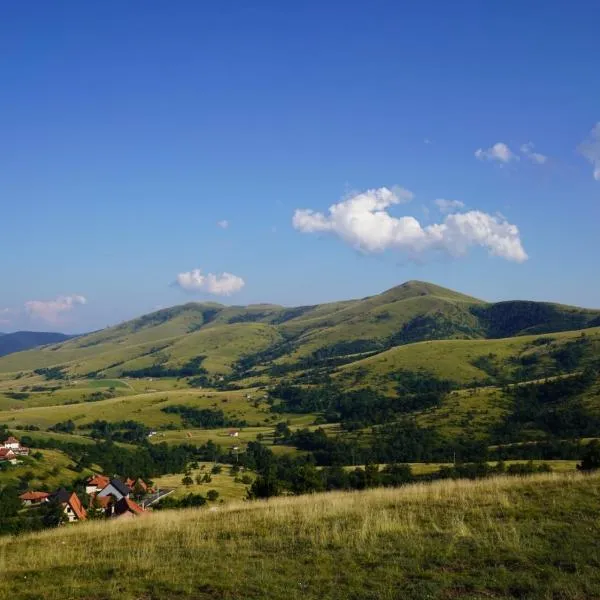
[0,331,74,358]
[0,280,598,377]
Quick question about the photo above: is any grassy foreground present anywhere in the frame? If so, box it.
[1,473,599,599]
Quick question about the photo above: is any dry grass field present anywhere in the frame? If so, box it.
[0,472,599,599]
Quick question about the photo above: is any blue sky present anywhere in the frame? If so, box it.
[1,1,599,333]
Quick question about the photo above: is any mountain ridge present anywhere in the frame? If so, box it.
[0,331,73,359]
[0,281,598,378]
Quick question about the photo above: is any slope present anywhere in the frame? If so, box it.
[1,472,599,600]
[0,331,73,358]
[0,281,598,381]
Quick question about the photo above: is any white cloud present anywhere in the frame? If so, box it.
[25,295,87,324]
[435,198,465,214]
[577,122,600,181]
[390,185,414,203]
[520,142,548,164]
[176,269,245,296]
[293,187,527,263]
[475,142,518,163]
[0,308,11,326]
[217,220,229,229]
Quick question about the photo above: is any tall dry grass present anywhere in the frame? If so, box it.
[1,471,599,600]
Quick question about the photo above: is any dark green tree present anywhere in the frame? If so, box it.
[577,440,600,471]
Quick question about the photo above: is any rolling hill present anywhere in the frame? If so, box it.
[0,281,597,382]
[0,331,73,358]
[1,472,599,600]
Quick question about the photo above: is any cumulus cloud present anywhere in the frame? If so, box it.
[577,122,600,181]
[292,187,527,263]
[475,142,518,163]
[217,220,229,229]
[435,199,465,214]
[0,308,11,326]
[520,142,548,164]
[25,295,87,324]
[176,269,245,296]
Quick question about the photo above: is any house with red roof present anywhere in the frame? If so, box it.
[85,474,110,495]
[2,435,29,455]
[113,497,145,519]
[3,436,20,450]
[19,491,50,506]
[53,488,87,523]
[0,448,17,464]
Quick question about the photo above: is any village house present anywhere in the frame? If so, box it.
[228,429,239,438]
[85,474,110,495]
[53,488,87,522]
[112,497,145,519]
[1,435,29,456]
[125,477,149,493]
[89,493,146,519]
[2,436,20,450]
[19,491,50,506]
[0,448,17,464]
[97,478,131,501]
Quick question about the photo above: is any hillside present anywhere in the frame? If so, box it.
[0,281,597,381]
[0,331,73,358]
[0,472,599,599]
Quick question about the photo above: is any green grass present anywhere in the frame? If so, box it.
[0,449,91,489]
[152,461,253,501]
[0,472,599,599]
[337,326,600,390]
[2,280,597,383]
[416,386,511,439]
[85,379,129,389]
[0,388,312,430]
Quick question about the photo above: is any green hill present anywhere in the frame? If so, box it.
[0,281,597,382]
[0,472,599,600]
[0,331,73,358]
[0,280,598,462]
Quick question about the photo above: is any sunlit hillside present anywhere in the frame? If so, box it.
[1,472,599,600]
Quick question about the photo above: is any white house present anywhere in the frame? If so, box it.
[3,436,21,450]
[2,436,29,456]
[53,489,87,522]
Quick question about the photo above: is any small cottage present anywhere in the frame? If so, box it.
[0,448,17,464]
[19,491,50,505]
[53,488,87,522]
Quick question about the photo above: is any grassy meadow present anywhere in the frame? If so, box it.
[152,461,254,501]
[0,388,278,429]
[0,449,92,489]
[0,472,599,599]
[337,326,600,391]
